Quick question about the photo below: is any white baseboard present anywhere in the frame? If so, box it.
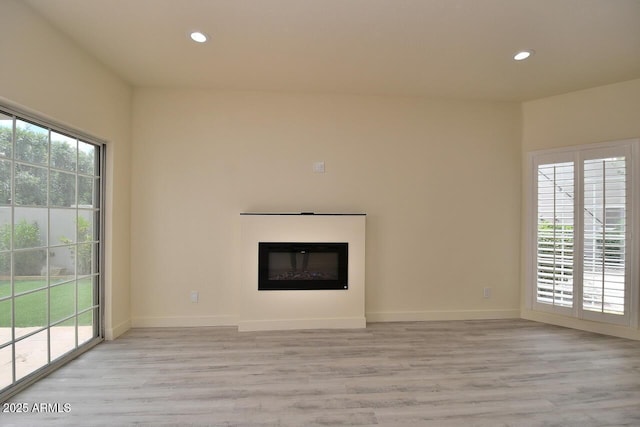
[131,315,237,328]
[238,317,366,332]
[112,310,639,342]
[105,319,131,341]
[366,309,520,323]
[521,309,640,341]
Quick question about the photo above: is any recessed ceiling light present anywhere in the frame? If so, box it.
[189,31,208,43]
[513,50,535,61]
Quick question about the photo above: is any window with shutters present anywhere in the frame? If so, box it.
[528,139,639,327]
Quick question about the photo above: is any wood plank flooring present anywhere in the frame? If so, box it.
[1,319,640,426]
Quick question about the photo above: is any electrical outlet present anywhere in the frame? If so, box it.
[483,287,491,299]
[190,290,199,303]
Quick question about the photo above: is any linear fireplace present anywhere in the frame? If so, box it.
[239,213,365,331]
[258,242,348,290]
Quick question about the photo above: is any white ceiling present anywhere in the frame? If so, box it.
[25,0,640,101]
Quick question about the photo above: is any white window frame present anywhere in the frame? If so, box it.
[526,138,640,328]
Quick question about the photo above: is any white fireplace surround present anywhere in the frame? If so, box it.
[238,213,366,332]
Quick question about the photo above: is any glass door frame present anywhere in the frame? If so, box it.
[0,103,105,402]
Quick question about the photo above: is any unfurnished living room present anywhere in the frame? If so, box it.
[1,0,640,425]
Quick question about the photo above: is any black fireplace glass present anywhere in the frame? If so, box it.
[258,242,348,290]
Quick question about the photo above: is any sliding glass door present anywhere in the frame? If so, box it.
[0,107,103,397]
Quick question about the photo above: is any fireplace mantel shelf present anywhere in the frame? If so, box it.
[240,212,366,216]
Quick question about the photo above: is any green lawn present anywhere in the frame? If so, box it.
[0,278,94,327]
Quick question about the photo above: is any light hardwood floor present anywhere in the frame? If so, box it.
[2,319,640,426]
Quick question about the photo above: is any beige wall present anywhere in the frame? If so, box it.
[521,78,640,339]
[0,0,133,339]
[0,0,637,343]
[522,78,640,152]
[131,89,522,325]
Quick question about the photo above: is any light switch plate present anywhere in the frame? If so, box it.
[313,161,325,173]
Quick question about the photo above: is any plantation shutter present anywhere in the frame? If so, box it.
[531,141,635,326]
[582,155,627,316]
[536,161,574,308]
